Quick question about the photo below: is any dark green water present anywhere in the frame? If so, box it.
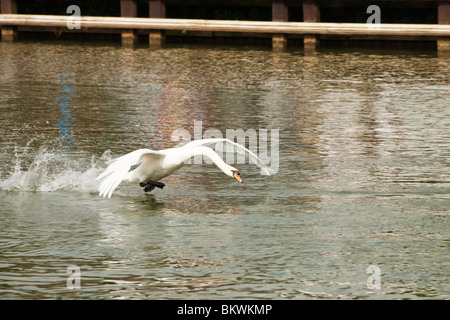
[0,42,448,299]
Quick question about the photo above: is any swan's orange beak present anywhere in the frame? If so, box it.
[233,170,243,183]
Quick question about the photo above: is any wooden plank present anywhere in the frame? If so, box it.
[1,0,17,41]
[121,0,137,18]
[438,1,450,24]
[149,0,166,49]
[303,0,320,22]
[1,15,450,37]
[0,0,17,14]
[149,0,166,18]
[120,0,137,46]
[272,0,288,49]
[272,0,288,21]
[303,0,320,50]
[438,1,450,51]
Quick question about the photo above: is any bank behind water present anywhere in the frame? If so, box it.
[1,0,450,51]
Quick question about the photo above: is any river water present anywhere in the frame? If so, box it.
[0,41,448,299]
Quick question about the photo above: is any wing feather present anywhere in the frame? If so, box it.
[96,149,163,198]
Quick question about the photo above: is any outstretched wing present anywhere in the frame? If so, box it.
[181,138,275,175]
[96,149,164,198]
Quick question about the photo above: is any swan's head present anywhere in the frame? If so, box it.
[231,169,243,183]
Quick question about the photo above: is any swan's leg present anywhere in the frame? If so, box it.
[149,181,165,189]
[139,180,165,192]
[139,182,155,192]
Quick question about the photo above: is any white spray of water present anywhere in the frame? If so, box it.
[0,147,113,193]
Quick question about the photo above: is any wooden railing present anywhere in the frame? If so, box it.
[1,14,450,37]
[0,14,450,37]
[1,0,450,50]
[1,13,450,50]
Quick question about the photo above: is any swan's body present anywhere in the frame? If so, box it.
[96,138,274,198]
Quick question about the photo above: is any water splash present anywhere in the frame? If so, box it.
[0,147,112,193]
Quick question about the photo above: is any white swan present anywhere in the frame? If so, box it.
[96,138,274,198]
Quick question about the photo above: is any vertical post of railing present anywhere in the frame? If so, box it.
[120,0,138,46]
[303,0,320,50]
[149,0,166,49]
[272,0,288,50]
[438,1,450,51]
[1,0,18,41]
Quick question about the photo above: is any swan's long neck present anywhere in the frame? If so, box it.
[185,146,235,177]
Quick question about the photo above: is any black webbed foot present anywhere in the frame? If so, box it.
[140,180,165,193]
[151,181,165,189]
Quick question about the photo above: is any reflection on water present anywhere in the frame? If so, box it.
[0,42,449,299]
[55,73,76,148]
